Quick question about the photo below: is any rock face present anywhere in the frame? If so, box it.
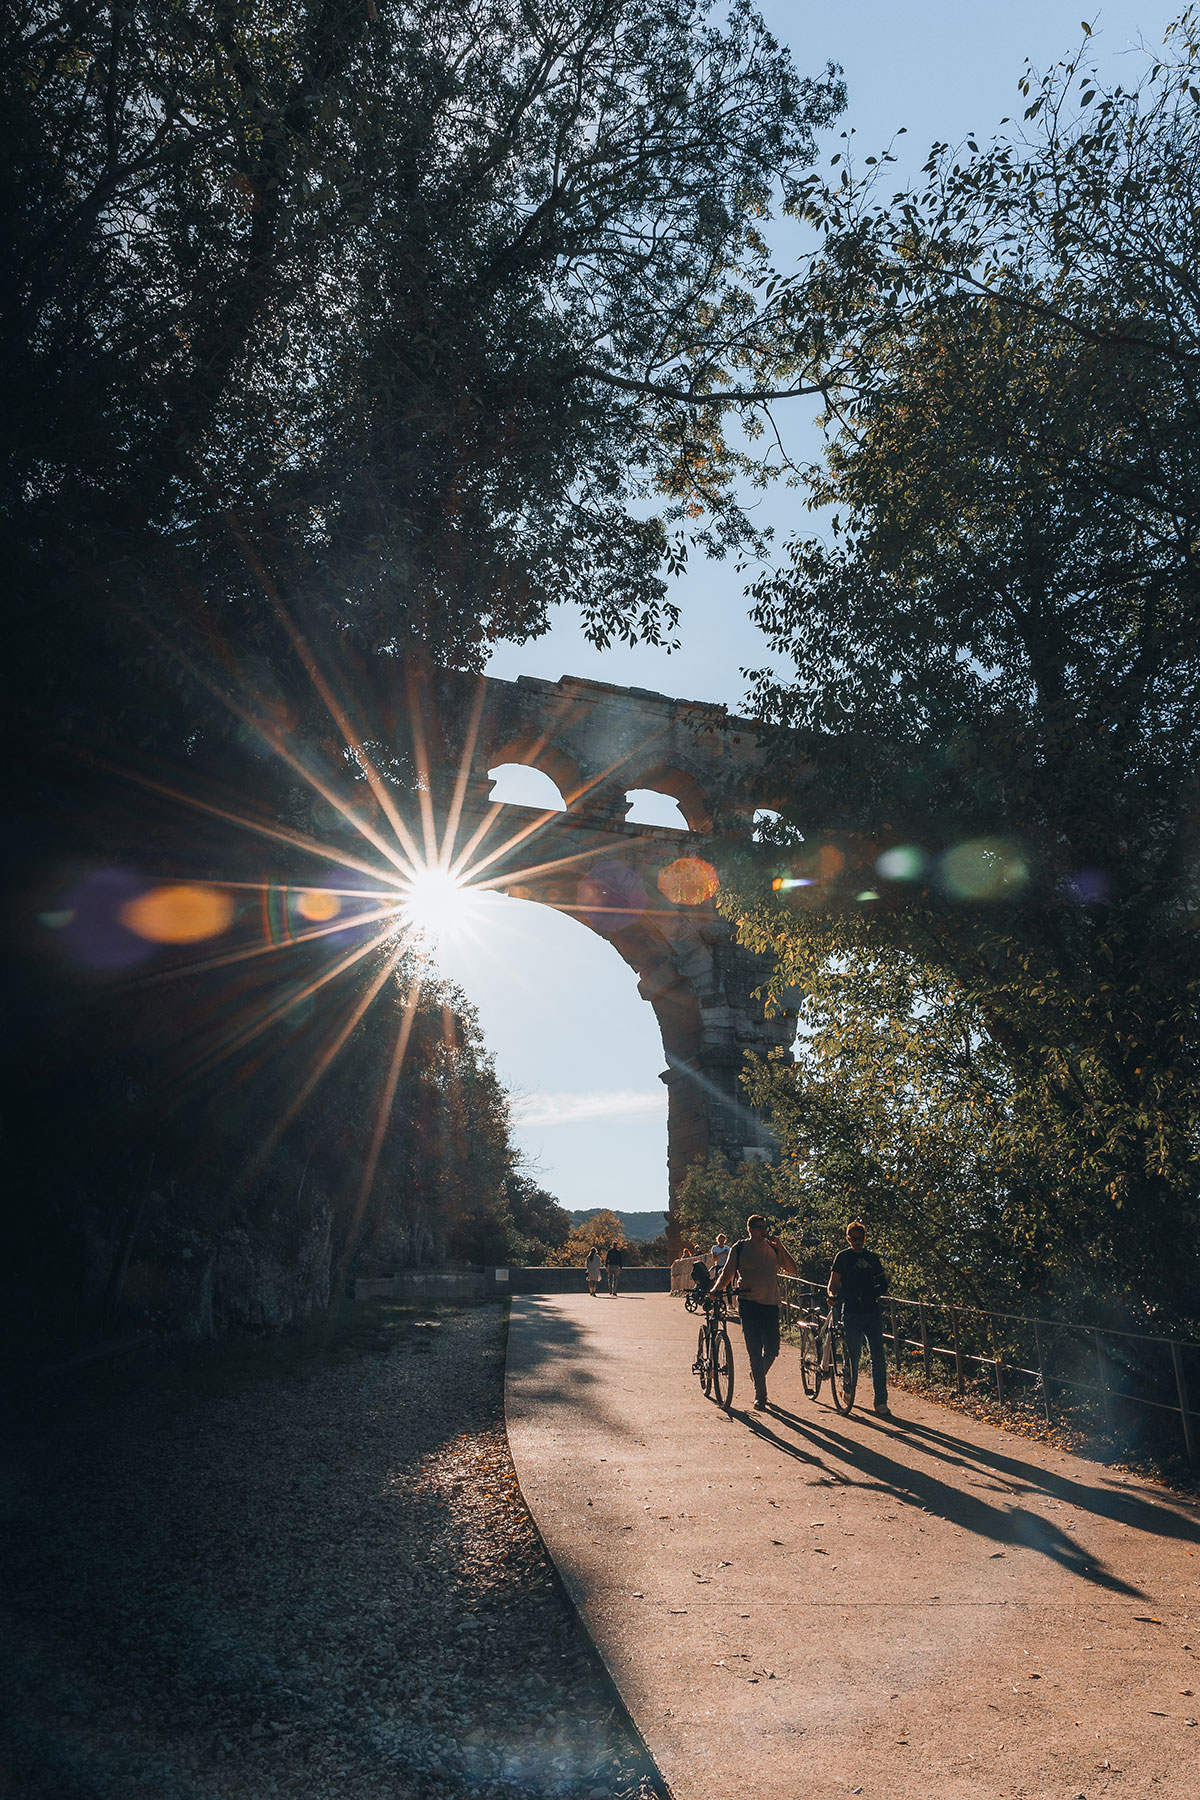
[108,1191,333,1339]
[210,1205,333,1335]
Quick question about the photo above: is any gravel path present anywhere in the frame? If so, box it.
[1,1305,665,1800]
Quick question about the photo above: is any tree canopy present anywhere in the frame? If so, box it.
[3,0,844,736]
[1,1,846,1351]
[726,18,1200,1331]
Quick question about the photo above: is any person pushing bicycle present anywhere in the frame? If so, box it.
[709,1214,799,1411]
[828,1220,892,1417]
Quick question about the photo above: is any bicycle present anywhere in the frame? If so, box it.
[692,1292,735,1410]
[797,1307,857,1415]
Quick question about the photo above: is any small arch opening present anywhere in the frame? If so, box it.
[624,789,689,830]
[488,763,566,810]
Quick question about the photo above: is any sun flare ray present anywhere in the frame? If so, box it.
[129,617,420,881]
[203,509,429,871]
[349,975,423,1239]
[100,759,409,891]
[239,942,410,1184]
[181,915,404,1086]
[451,722,674,886]
[436,675,488,873]
[130,897,403,991]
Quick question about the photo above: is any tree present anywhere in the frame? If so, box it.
[674,1155,787,1250]
[3,0,845,748]
[548,1207,627,1266]
[1,1,845,1347]
[502,1173,572,1265]
[728,18,1200,1331]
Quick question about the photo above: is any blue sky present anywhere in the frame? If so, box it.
[432,3,1176,1218]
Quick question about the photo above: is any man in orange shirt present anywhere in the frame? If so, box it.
[709,1214,800,1411]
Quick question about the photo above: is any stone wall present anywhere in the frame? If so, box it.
[354,1266,671,1300]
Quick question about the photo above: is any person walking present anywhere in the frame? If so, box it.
[604,1241,624,1296]
[709,1214,799,1411]
[828,1220,892,1417]
[584,1246,603,1296]
[710,1232,731,1275]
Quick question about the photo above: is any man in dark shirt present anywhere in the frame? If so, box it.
[604,1242,624,1296]
[828,1220,892,1417]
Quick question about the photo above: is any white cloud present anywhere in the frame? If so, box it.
[510,1089,667,1128]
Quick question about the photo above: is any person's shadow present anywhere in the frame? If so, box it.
[737,1397,1197,1597]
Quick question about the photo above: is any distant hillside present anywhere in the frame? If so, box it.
[568,1209,666,1244]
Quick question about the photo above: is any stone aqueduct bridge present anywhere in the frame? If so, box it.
[422,670,800,1222]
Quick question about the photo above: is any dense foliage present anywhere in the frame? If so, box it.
[3,0,843,738]
[1,1,845,1351]
[548,1206,627,1266]
[727,18,1200,1332]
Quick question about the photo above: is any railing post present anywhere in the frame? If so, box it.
[890,1300,901,1371]
[919,1303,931,1380]
[1033,1319,1051,1426]
[1170,1340,1196,1466]
[951,1307,965,1395]
[1094,1330,1113,1435]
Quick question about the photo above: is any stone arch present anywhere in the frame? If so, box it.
[484,733,583,804]
[620,762,713,832]
[486,762,567,810]
[624,788,689,830]
[425,670,800,1250]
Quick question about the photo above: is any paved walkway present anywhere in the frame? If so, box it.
[505,1293,1200,1800]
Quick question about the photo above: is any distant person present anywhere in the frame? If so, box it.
[605,1242,625,1296]
[584,1246,603,1296]
[711,1232,731,1274]
[828,1220,892,1417]
[709,1215,800,1411]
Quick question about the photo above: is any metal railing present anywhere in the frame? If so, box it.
[780,1275,1199,1465]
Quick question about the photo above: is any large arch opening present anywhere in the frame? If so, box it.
[624,788,689,830]
[487,763,566,810]
[429,890,669,1221]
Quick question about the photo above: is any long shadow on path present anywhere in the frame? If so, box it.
[739,1401,1165,1598]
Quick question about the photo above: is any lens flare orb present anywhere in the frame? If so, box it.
[121,883,236,944]
[657,856,719,906]
[939,838,1029,901]
[295,889,342,922]
[876,845,926,881]
[578,859,648,933]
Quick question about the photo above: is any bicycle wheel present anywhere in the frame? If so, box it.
[710,1327,735,1410]
[799,1325,822,1398]
[830,1330,857,1415]
[695,1324,712,1395]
